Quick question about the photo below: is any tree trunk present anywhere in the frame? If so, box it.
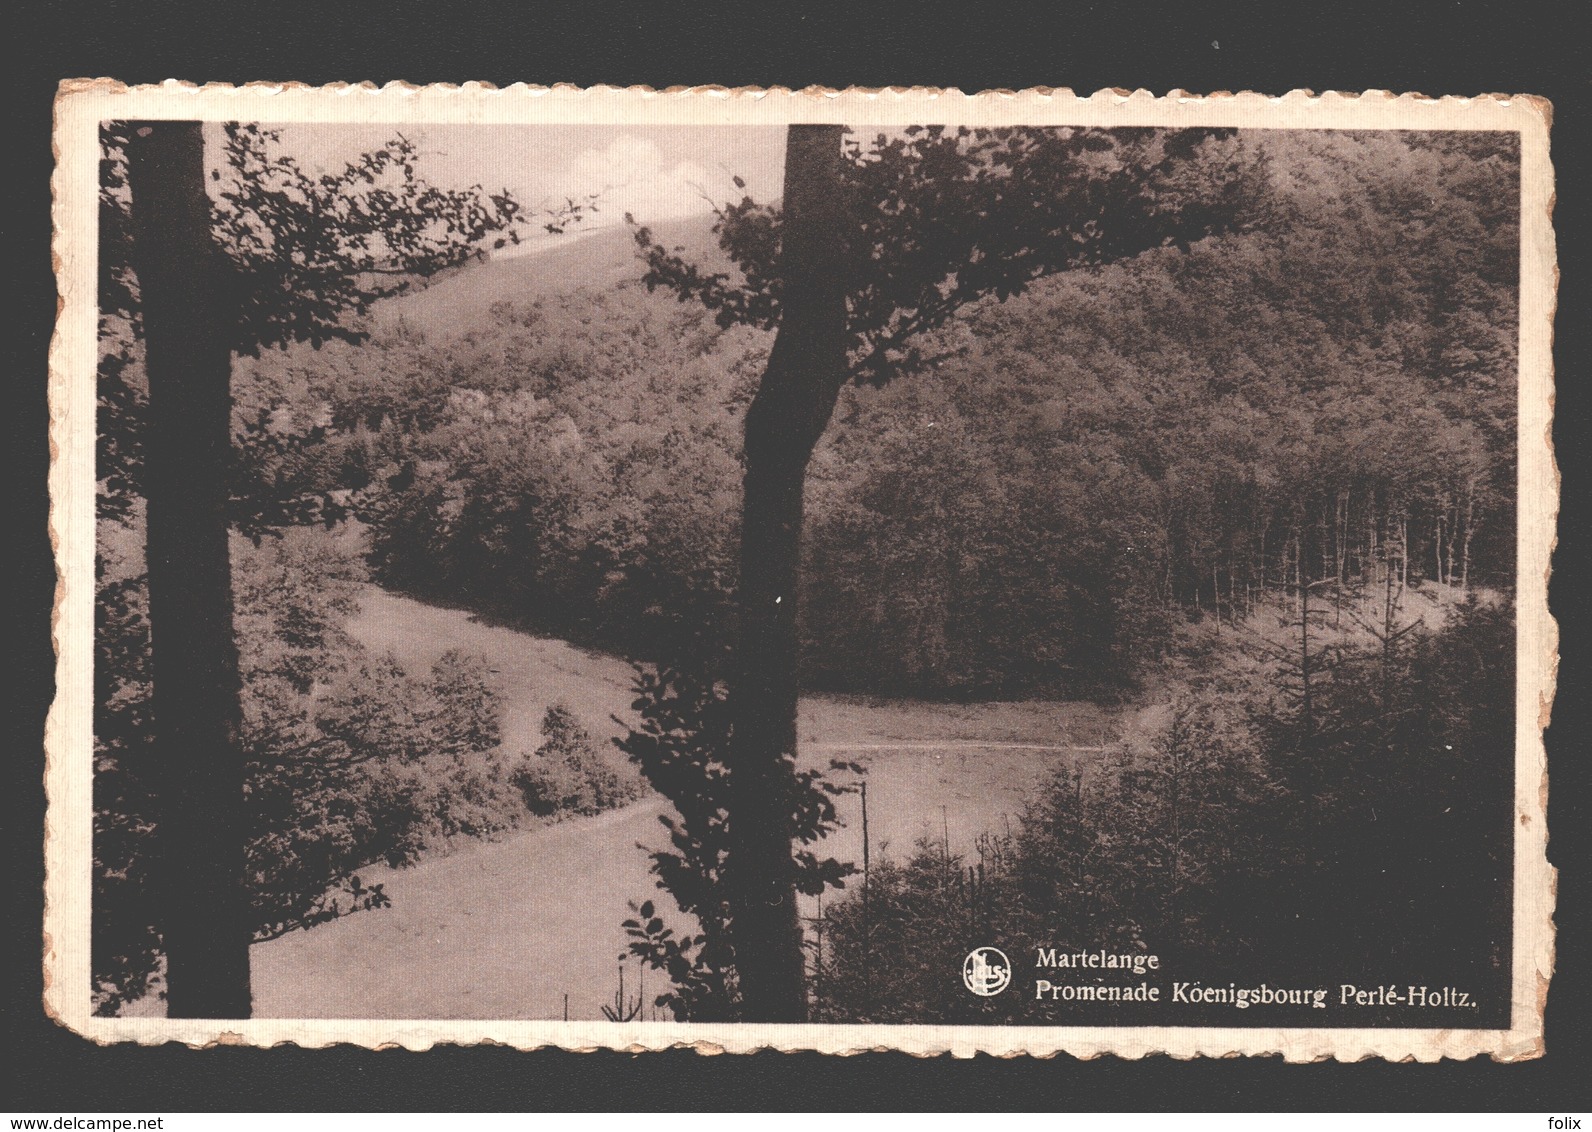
[1399,515,1408,587]
[728,124,848,1021]
[125,122,252,1018]
[1439,509,1451,589]
[1461,488,1475,591]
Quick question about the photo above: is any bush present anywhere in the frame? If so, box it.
[93,527,520,1012]
[812,601,1515,1025]
[812,836,1022,1024]
[614,659,858,1022]
[512,703,635,818]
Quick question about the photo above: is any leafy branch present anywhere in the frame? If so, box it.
[614,661,858,1021]
[633,125,1270,387]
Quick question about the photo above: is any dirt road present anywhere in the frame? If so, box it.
[251,588,1114,1019]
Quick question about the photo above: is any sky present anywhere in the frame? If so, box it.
[237,123,788,254]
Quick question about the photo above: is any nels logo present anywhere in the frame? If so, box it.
[962,947,1012,997]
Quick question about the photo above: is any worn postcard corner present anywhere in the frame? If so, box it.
[47,82,1555,1061]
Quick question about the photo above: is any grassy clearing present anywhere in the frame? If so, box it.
[249,586,1126,1019]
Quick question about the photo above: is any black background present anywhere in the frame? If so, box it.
[8,0,1588,1112]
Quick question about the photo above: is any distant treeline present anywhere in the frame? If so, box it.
[227,129,1516,698]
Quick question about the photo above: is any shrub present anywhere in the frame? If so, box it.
[615,659,859,1021]
[93,528,519,1012]
[812,601,1514,1025]
[512,703,635,818]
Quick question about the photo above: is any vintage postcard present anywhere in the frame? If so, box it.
[47,82,1556,1060]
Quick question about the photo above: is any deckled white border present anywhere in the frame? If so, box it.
[47,81,1558,1060]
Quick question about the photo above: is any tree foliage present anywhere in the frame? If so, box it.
[93,528,520,1013]
[324,131,1515,698]
[635,126,1271,385]
[93,120,587,1013]
[614,660,859,1021]
[813,598,1514,1025]
[93,123,1520,1015]
[512,703,636,818]
[98,121,582,530]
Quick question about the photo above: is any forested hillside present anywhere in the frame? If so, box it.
[810,595,1515,1026]
[94,123,1520,1018]
[228,129,1516,698]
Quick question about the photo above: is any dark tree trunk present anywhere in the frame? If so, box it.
[125,122,252,1018]
[728,124,848,1021]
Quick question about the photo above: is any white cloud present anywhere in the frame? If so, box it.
[230,124,781,259]
[548,134,723,226]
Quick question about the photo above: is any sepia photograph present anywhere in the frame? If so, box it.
[46,84,1556,1060]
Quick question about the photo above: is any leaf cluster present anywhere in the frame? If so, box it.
[211,124,549,354]
[812,598,1515,1023]
[91,527,524,1011]
[96,121,588,523]
[635,125,1269,386]
[613,661,857,1020]
[511,704,636,818]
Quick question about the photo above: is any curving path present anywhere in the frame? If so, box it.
[250,587,1115,1020]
